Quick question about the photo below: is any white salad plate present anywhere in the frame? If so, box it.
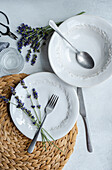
[10,72,79,141]
[49,14,112,87]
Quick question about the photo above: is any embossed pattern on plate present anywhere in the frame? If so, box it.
[56,24,112,78]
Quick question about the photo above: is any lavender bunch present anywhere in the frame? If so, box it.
[16,11,85,66]
[17,23,58,66]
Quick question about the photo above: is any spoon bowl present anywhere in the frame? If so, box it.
[76,51,94,69]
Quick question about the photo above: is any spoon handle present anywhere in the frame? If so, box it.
[49,20,79,53]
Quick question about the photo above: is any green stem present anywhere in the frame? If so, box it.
[76,11,85,15]
[45,142,47,151]
[25,31,36,39]
[44,11,85,34]
[26,89,40,123]
[44,133,62,152]
[9,101,17,106]
[44,136,51,146]
[42,133,46,150]
[36,99,41,122]
[50,140,62,152]
[42,128,55,141]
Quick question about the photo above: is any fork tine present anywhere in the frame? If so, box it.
[46,95,59,108]
[49,94,55,107]
[46,94,54,107]
[53,96,59,107]
[52,95,58,107]
[50,95,58,107]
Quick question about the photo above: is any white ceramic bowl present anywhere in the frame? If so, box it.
[48,15,112,87]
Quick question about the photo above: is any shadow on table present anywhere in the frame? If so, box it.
[40,37,54,73]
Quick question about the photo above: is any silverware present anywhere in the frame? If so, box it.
[28,94,59,153]
[49,20,94,69]
[77,87,93,152]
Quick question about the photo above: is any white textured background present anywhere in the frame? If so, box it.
[1,0,112,170]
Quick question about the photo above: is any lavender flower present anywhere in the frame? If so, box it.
[32,88,38,99]
[10,86,16,95]
[25,109,32,116]
[0,95,9,103]
[15,96,19,100]
[26,49,31,62]
[21,106,26,111]
[16,22,61,66]
[31,54,37,66]
[20,80,27,89]
[15,95,33,118]
[27,94,31,98]
[15,96,24,108]
[37,105,41,109]
[33,121,36,125]
[31,105,35,109]
[31,115,34,119]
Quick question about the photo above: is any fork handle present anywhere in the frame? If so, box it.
[28,114,47,153]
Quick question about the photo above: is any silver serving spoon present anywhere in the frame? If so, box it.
[49,20,94,69]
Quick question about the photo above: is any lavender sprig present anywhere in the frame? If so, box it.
[16,11,85,66]
[26,49,31,62]
[31,54,37,66]
[20,80,27,89]
[32,88,41,122]
[20,80,40,123]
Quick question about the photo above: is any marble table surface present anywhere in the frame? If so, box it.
[1,0,112,169]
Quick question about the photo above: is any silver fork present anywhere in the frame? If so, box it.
[28,94,59,153]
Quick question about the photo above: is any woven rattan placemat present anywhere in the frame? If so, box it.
[0,73,78,170]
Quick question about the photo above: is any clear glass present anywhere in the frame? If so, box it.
[0,47,24,75]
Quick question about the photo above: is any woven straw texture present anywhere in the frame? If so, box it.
[0,73,78,170]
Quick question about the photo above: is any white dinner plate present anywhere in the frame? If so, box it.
[10,72,79,141]
[48,14,112,87]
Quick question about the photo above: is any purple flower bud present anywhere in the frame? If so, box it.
[32,88,38,99]
[0,95,9,103]
[33,121,36,125]
[31,116,34,119]
[37,105,41,109]
[31,105,35,108]
[10,86,16,95]
[20,80,27,89]
[27,95,31,98]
